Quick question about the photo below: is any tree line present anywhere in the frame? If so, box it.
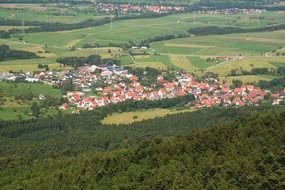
[56,54,121,68]
[229,67,285,77]
[188,24,285,36]
[0,44,38,61]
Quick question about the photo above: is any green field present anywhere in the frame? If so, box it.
[187,56,215,69]
[0,6,105,24]
[134,55,179,70]
[1,7,285,84]
[20,11,285,48]
[151,30,285,56]
[0,81,62,98]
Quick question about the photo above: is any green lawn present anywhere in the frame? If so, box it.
[0,81,62,98]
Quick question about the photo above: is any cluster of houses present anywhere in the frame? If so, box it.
[54,65,285,111]
[96,3,185,13]
[194,8,264,15]
[1,63,285,112]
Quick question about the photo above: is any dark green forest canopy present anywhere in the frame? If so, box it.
[0,106,284,189]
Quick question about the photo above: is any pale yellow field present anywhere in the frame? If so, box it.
[102,108,196,125]
[170,55,197,72]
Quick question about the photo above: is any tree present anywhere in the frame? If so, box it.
[62,79,73,93]
[31,102,40,117]
[232,79,243,88]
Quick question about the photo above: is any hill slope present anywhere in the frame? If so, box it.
[0,109,284,189]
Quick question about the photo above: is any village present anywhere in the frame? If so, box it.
[96,3,185,14]
[1,62,285,113]
[95,3,264,15]
[193,8,265,15]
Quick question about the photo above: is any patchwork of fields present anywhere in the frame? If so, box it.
[0,6,285,96]
[151,30,285,56]
[19,11,285,47]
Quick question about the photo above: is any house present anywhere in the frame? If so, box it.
[103,87,113,95]
[59,103,69,110]
[232,97,245,106]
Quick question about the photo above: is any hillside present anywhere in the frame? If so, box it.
[0,107,284,189]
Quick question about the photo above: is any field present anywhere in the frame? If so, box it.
[19,11,285,47]
[219,75,277,85]
[151,30,285,56]
[0,41,123,72]
[0,5,105,24]
[0,5,285,87]
[0,81,62,121]
[206,57,285,76]
[0,81,62,97]
[102,108,196,125]
[144,30,285,83]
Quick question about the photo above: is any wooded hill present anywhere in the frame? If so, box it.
[0,105,284,189]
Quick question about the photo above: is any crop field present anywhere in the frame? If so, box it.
[0,7,285,84]
[19,11,285,48]
[135,61,168,70]
[169,55,196,72]
[151,30,285,56]
[0,42,123,72]
[102,108,196,125]
[0,57,68,72]
[134,55,178,70]
[0,7,104,24]
[206,57,285,76]
[187,56,216,69]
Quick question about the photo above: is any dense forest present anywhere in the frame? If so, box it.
[0,105,284,189]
